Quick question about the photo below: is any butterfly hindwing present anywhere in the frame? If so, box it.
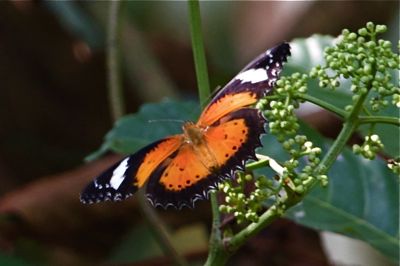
[80,136,182,204]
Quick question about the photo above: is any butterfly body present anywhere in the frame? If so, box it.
[81,42,291,209]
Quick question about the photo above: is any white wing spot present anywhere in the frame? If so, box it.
[110,158,130,190]
[236,68,268,83]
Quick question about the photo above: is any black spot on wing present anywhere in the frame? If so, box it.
[207,42,291,106]
[145,108,265,209]
[80,139,167,204]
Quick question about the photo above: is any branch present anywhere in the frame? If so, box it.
[299,94,347,118]
[358,115,400,126]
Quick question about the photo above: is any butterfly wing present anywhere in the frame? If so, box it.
[80,136,182,204]
[145,108,265,209]
[198,42,291,126]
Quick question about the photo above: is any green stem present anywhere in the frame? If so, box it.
[299,94,347,118]
[188,0,210,108]
[228,204,283,250]
[315,119,359,175]
[107,3,187,266]
[314,79,373,176]
[204,192,230,266]
[358,115,400,126]
[107,0,125,121]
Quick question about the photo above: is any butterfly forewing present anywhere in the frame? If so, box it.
[80,136,182,204]
[198,42,291,126]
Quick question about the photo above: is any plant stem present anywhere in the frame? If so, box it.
[188,0,210,108]
[315,119,358,175]
[299,94,347,118]
[204,192,230,266]
[314,76,374,176]
[228,203,283,250]
[358,115,400,126]
[107,0,125,121]
[107,3,187,265]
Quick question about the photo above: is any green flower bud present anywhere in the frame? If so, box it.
[366,22,375,31]
[375,24,387,33]
[358,28,368,36]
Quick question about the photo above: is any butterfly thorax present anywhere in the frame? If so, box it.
[182,121,206,146]
[183,122,218,169]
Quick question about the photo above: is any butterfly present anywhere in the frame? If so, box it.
[80,42,291,209]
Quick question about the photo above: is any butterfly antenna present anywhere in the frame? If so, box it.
[148,119,185,124]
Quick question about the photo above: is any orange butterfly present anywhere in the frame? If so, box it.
[81,43,291,209]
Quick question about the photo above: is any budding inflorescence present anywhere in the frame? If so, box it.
[310,22,399,113]
[218,173,278,224]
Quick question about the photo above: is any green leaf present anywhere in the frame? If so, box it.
[86,99,199,160]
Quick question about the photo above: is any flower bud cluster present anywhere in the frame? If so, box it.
[283,135,326,189]
[264,73,308,142]
[353,134,384,160]
[218,173,277,224]
[310,22,399,113]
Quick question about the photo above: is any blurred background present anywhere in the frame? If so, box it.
[0,1,398,265]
